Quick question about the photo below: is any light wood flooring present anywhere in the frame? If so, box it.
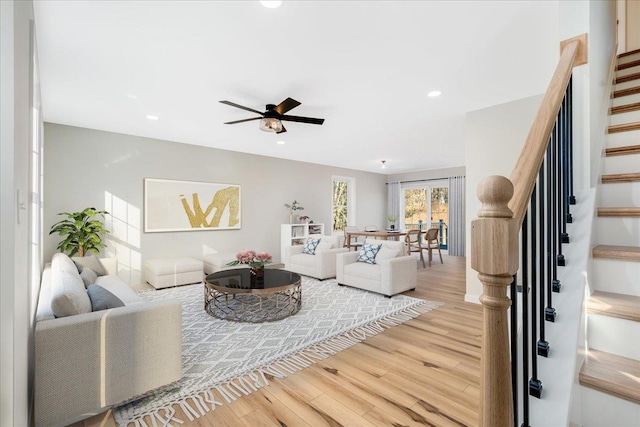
[72,255,482,427]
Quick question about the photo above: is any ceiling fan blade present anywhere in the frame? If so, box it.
[224,117,262,125]
[273,98,301,115]
[219,100,264,115]
[276,124,287,134]
[280,115,325,125]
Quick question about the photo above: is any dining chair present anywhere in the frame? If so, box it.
[404,229,426,268]
[424,228,444,267]
[344,226,364,251]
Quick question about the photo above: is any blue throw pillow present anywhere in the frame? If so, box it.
[87,284,125,311]
[303,238,321,255]
[357,243,383,264]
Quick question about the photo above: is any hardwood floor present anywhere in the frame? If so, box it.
[74,255,482,427]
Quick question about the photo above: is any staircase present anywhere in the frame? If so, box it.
[579,49,640,426]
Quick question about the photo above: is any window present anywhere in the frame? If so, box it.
[402,180,448,249]
[332,176,356,232]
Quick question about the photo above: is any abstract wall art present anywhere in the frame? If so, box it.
[144,178,241,232]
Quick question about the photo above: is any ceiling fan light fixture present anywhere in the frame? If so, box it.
[259,117,283,133]
[381,160,387,169]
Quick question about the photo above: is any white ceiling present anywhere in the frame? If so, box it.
[33,0,559,174]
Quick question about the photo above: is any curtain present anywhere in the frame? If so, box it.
[448,176,466,257]
[387,181,401,229]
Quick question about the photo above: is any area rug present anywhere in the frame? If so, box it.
[113,276,442,426]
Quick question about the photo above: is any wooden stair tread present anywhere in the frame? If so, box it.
[618,49,640,59]
[615,72,640,85]
[610,102,640,115]
[605,145,640,156]
[608,122,640,133]
[579,349,640,404]
[613,86,640,98]
[593,245,640,261]
[601,173,640,183]
[588,291,640,322]
[598,207,640,217]
[617,59,640,71]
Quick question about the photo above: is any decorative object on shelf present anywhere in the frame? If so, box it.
[49,207,110,257]
[387,213,398,230]
[284,200,304,224]
[299,215,310,224]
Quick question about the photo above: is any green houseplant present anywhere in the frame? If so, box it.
[387,213,398,230]
[49,207,110,257]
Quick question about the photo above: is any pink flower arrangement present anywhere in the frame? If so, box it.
[227,250,273,267]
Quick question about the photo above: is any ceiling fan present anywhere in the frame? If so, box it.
[219,97,325,134]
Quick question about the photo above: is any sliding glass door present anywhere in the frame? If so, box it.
[402,181,448,249]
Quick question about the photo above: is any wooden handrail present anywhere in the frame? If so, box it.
[471,33,587,427]
[509,34,587,225]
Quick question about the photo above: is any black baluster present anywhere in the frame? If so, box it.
[538,165,550,357]
[546,141,558,321]
[568,77,576,206]
[510,274,519,427]
[561,90,570,243]
[521,214,530,426]
[529,187,543,398]
[555,119,566,268]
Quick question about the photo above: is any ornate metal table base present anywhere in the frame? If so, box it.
[205,279,301,323]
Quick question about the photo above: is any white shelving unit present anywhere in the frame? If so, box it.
[280,223,324,261]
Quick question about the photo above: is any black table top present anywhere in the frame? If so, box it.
[205,268,301,293]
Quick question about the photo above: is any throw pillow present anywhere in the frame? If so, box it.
[87,284,125,311]
[357,243,383,264]
[375,245,402,263]
[303,238,321,255]
[316,239,335,252]
[72,255,107,276]
[79,267,98,288]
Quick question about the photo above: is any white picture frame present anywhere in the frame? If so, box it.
[144,178,241,233]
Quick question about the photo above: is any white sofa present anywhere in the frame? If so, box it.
[284,235,347,279]
[336,239,417,297]
[35,253,182,427]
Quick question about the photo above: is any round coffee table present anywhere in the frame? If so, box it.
[204,268,302,322]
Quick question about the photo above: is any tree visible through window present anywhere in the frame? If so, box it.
[333,180,348,231]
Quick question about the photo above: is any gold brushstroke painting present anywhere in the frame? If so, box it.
[144,178,241,232]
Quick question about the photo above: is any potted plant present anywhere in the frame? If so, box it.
[49,207,110,257]
[387,213,398,230]
[284,200,304,223]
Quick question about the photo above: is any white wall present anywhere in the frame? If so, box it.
[464,94,544,303]
[0,1,36,426]
[43,123,387,284]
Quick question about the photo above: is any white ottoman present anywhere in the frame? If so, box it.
[202,253,240,274]
[144,258,203,289]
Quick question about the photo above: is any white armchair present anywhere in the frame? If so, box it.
[336,239,417,297]
[284,235,347,279]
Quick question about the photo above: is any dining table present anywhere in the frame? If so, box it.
[344,230,408,250]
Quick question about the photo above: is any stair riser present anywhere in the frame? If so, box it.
[596,217,640,246]
[606,129,640,147]
[609,108,640,125]
[612,92,640,106]
[588,314,640,361]
[615,79,640,91]
[580,387,640,426]
[618,51,640,64]
[603,152,640,175]
[591,258,640,297]
[599,181,640,206]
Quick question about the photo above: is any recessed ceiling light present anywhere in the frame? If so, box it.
[146,115,159,120]
[260,1,282,8]
[427,90,442,97]
[126,93,138,100]
[276,140,286,145]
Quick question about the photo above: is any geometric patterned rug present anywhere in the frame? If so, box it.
[113,276,441,426]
